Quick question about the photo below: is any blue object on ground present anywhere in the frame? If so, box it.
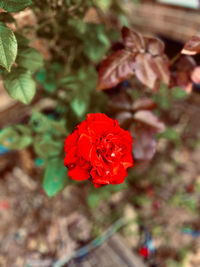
[182,228,200,238]
[0,145,9,155]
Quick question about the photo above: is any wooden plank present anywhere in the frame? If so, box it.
[69,234,146,267]
[124,3,200,42]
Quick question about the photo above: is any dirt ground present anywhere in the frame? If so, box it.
[1,96,200,267]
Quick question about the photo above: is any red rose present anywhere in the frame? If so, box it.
[64,113,133,188]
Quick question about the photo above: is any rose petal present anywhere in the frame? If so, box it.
[64,146,77,165]
[64,129,79,153]
[78,134,93,161]
[68,165,90,181]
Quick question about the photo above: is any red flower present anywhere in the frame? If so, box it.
[139,247,149,258]
[64,113,133,187]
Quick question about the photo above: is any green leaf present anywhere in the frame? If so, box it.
[3,67,36,104]
[71,98,87,117]
[84,25,109,63]
[60,66,97,100]
[0,0,32,12]
[68,18,87,35]
[15,33,29,48]
[0,125,32,150]
[33,135,62,159]
[95,0,112,11]
[119,14,130,27]
[36,66,58,93]
[44,82,57,93]
[30,111,52,133]
[0,23,17,71]
[51,120,67,136]
[30,111,67,136]
[14,124,32,135]
[36,68,46,83]
[17,48,44,72]
[43,158,67,197]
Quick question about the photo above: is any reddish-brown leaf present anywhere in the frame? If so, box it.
[97,49,135,90]
[172,70,192,93]
[134,53,169,89]
[132,98,156,111]
[176,56,196,71]
[131,125,157,161]
[109,89,132,111]
[171,56,196,92]
[115,111,133,128]
[134,110,165,133]
[145,36,165,56]
[181,35,200,55]
[134,53,157,89]
[153,55,170,86]
[121,26,145,53]
[175,71,190,87]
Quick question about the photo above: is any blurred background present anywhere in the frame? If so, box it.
[0,0,200,266]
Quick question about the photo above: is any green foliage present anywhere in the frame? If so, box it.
[36,68,57,93]
[3,67,36,104]
[0,0,32,12]
[95,0,112,11]
[171,86,188,100]
[17,48,44,72]
[0,125,32,150]
[166,259,183,267]
[83,24,110,63]
[171,190,197,213]
[15,33,29,48]
[60,66,98,118]
[30,111,67,136]
[156,127,180,145]
[30,111,66,161]
[34,135,63,159]
[43,158,67,197]
[0,23,17,71]
[153,84,170,110]
[71,98,87,118]
[30,111,53,133]
[153,84,188,111]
